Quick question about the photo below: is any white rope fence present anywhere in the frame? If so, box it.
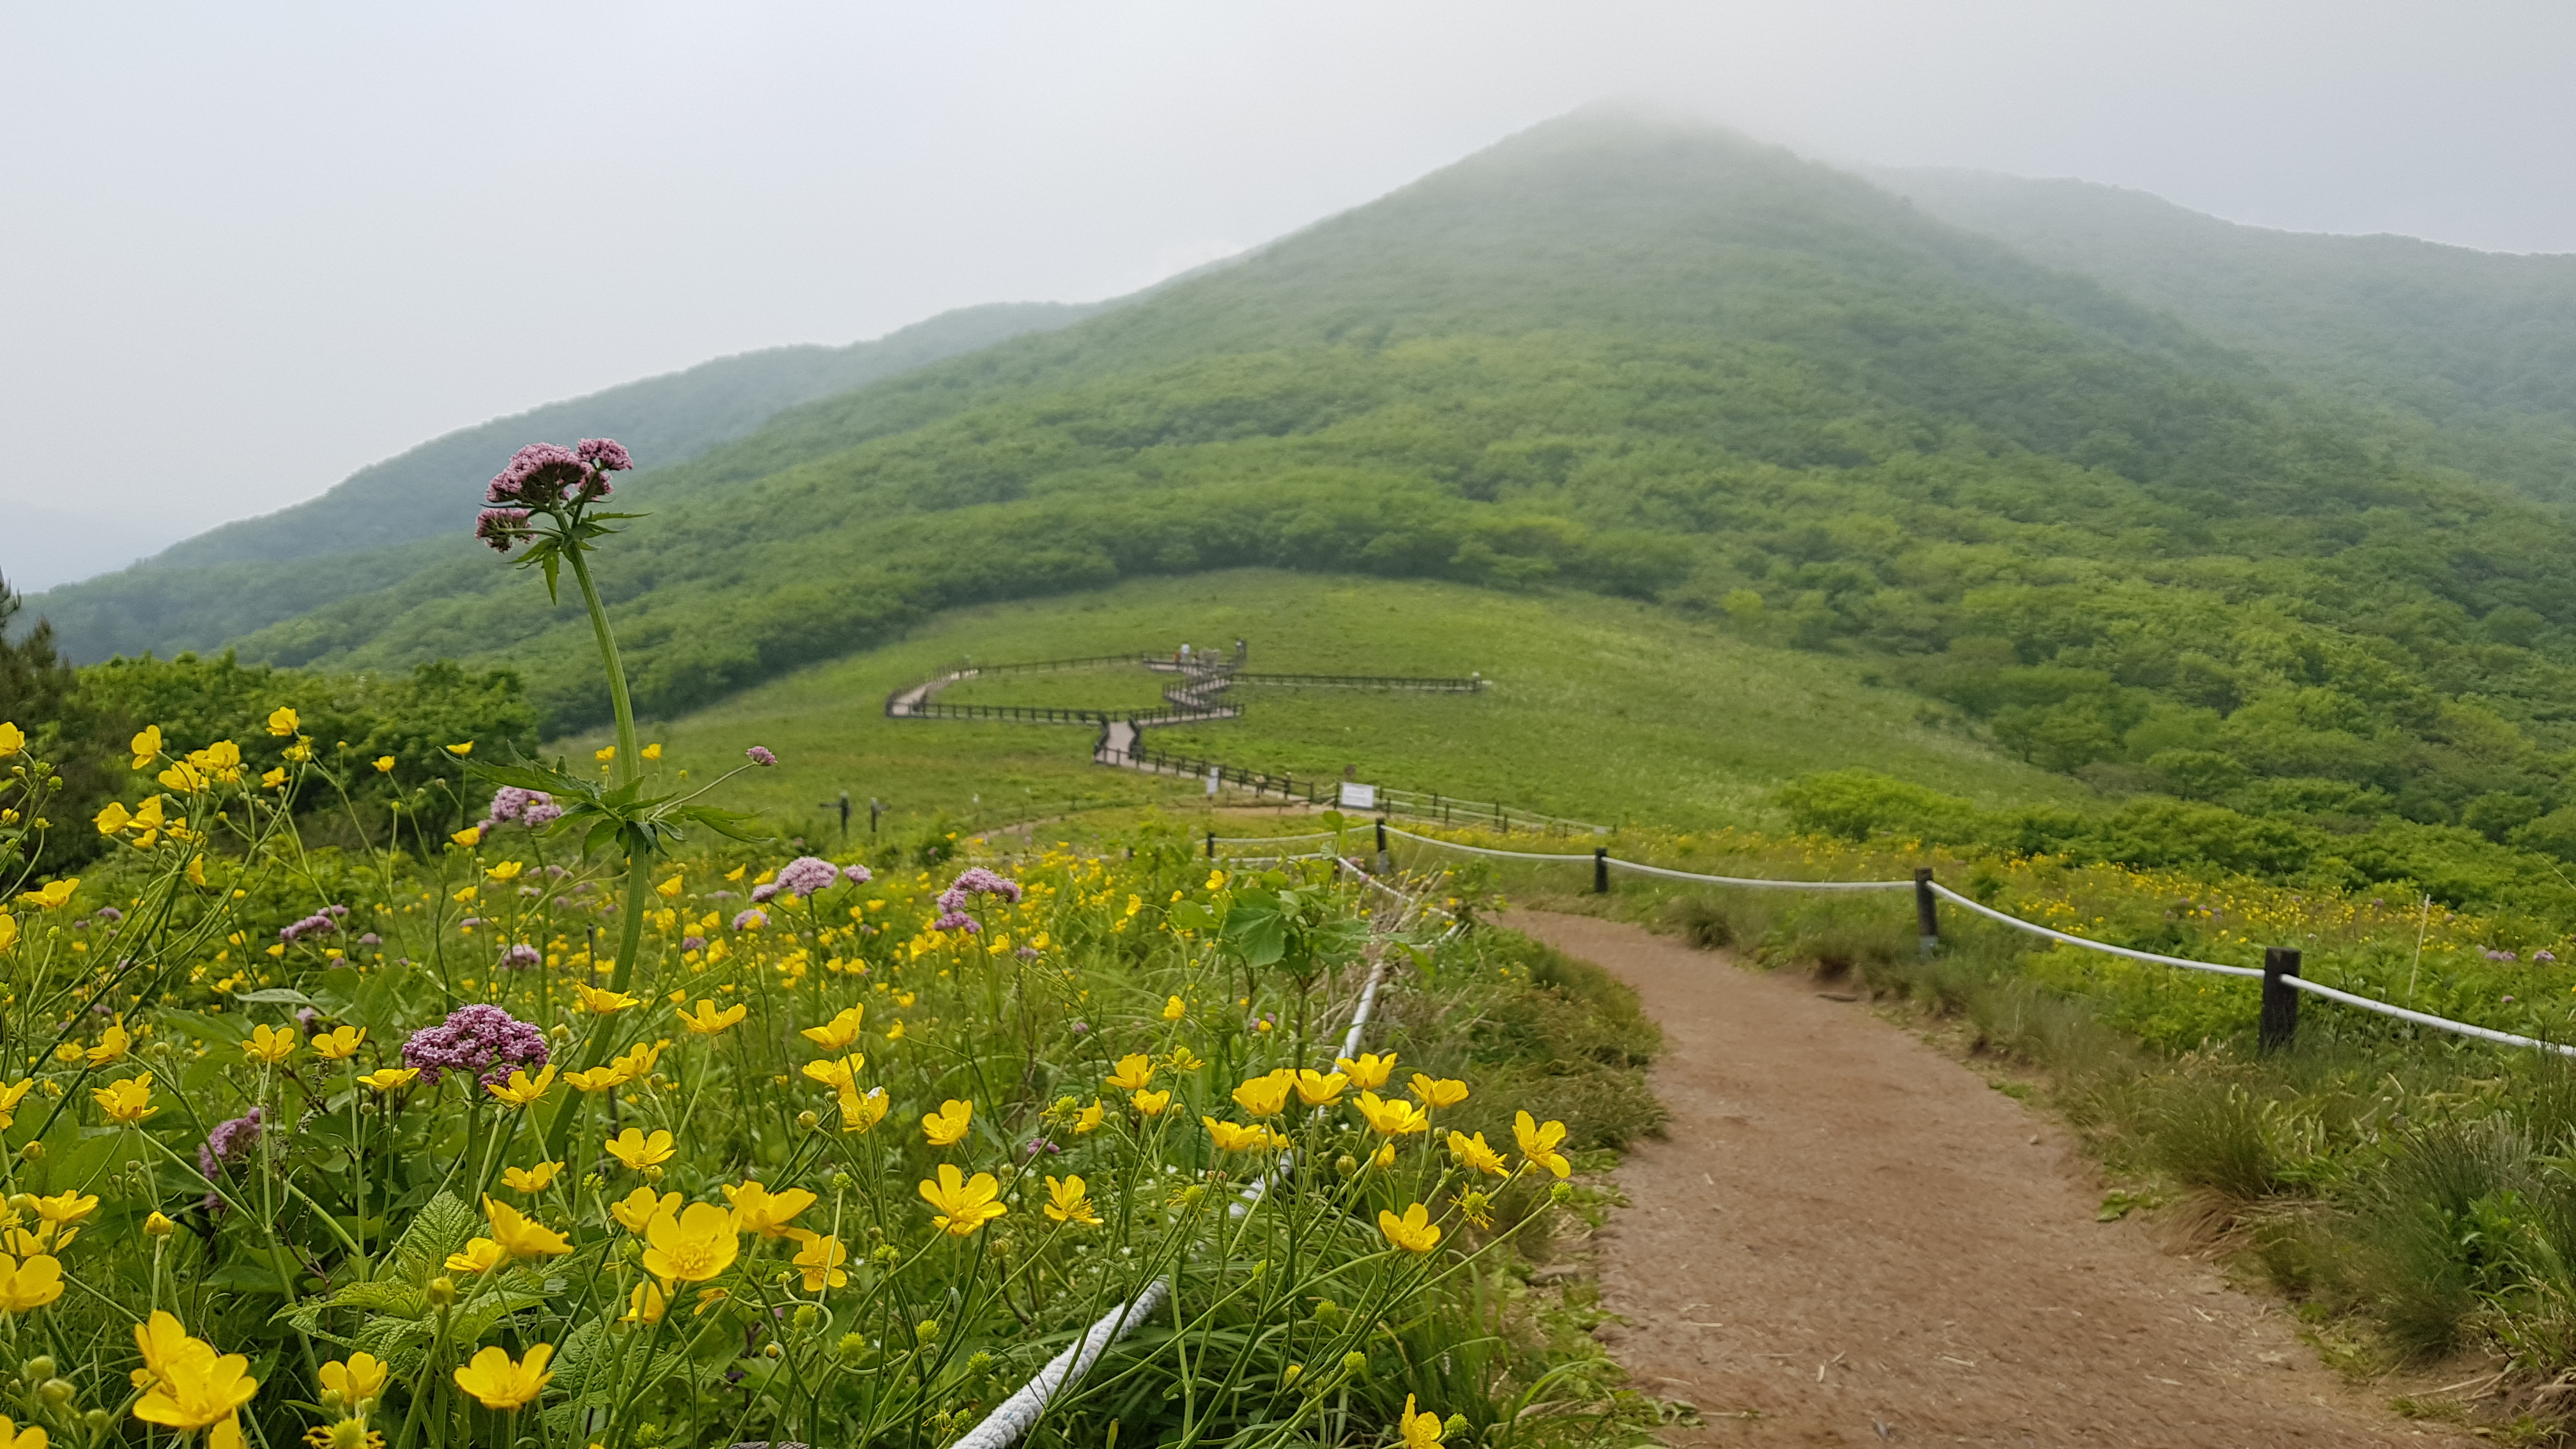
[1380,824,2576,1058]
[949,856,1427,1449]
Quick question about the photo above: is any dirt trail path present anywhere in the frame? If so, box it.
[1505,911,2467,1447]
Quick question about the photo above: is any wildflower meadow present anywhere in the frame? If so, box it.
[0,443,1654,1449]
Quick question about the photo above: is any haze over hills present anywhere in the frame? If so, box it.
[20,300,1105,659]
[27,109,2576,867]
[1874,165,2576,498]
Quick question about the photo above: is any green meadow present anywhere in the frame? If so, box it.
[577,569,2078,835]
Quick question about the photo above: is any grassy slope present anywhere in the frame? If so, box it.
[566,569,2076,833]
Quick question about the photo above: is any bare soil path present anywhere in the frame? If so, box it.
[1504,910,2469,1448]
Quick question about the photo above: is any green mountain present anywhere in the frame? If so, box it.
[26,300,1103,661]
[1873,165,2576,497]
[48,109,2576,863]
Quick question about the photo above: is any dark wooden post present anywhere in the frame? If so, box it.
[2260,947,2301,1052]
[1376,817,1391,875]
[1594,848,1610,895]
[1206,830,1216,861]
[1913,868,1939,956]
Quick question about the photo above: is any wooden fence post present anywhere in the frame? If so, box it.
[1206,830,1216,861]
[2261,947,2301,1052]
[1913,868,1939,957]
[1594,848,1609,895]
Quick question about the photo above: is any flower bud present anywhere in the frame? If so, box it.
[796,1110,819,1130]
[4,1195,30,1216]
[871,1245,900,1267]
[642,1164,664,1183]
[18,1142,40,1163]
[763,1342,783,1359]
[1334,1153,1358,1177]
[20,1357,54,1385]
[1340,1351,1368,1379]
[1282,1363,1303,1386]
[772,1268,793,1287]
[144,1211,176,1238]
[82,1411,111,1437]
[38,1377,73,1407]
[425,1275,457,1306]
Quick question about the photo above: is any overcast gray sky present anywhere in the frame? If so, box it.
[5,1,2571,589]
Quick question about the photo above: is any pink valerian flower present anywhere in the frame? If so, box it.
[479,786,561,836]
[199,1108,263,1181]
[746,746,778,767]
[401,1003,548,1087]
[933,911,980,933]
[680,935,707,953]
[577,438,634,473]
[842,863,873,885]
[476,507,534,554]
[498,944,542,970]
[484,443,586,507]
[280,911,340,944]
[749,882,781,904]
[774,856,839,898]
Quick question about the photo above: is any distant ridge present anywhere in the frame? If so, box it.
[26,300,1106,659]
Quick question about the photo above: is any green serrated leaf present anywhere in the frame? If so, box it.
[233,987,318,1007]
[389,1192,480,1284]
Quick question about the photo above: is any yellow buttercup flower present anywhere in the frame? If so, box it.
[1401,1393,1445,1449]
[720,1180,816,1239]
[372,756,395,774]
[801,1054,864,1092]
[242,1023,298,1065]
[486,1064,558,1108]
[1378,1202,1442,1255]
[94,1071,157,1124]
[15,878,75,911]
[86,1020,132,1067]
[1407,1074,1469,1110]
[1162,994,1187,1020]
[358,1067,419,1092]
[801,1005,866,1050]
[501,1161,564,1193]
[1354,1091,1427,1137]
[1043,1174,1101,1225]
[451,1343,551,1411]
[0,1078,30,1131]
[481,1197,571,1259]
[33,1192,97,1236]
[594,745,616,763]
[263,766,291,789]
[320,1352,388,1411]
[642,1201,739,1282]
[1514,1111,1571,1178]
[144,1211,176,1238]
[1232,1071,1294,1118]
[0,916,15,953]
[0,1253,63,1313]
[836,1083,891,1133]
[922,1099,972,1146]
[656,875,685,898]
[1165,1043,1204,1072]
[265,707,299,737]
[443,1238,507,1274]
[641,742,663,761]
[1130,1088,1171,1117]
[0,721,19,758]
[677,999,747,1035]
[311,1025,365,1061]
[1203,1116,1273,1153]
[1104,1053,1155,1093]
[788,1229,848,1290]
[623,1278,668,1323]
[610,1187,680,1234]
[130,725,163,769]
[563,1065,625,1092]
[130,1311,259,1429]
[450,827,480,848]
[95,800,132,835]
[486,860,523,882]
[1448,1130,1509,1177]
[571,983,641,1015]
[1073,1100,1106,1134]
[1335,1051,1397,1090]
[443,742,473,757]
[918,1164,1006,1236]
[604,1128,675,1170]
[1294,1068,1349,1106]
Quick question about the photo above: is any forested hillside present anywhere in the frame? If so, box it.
[36,111,2576,888]
[25,300,1102,660]
[1876,165,2576,498]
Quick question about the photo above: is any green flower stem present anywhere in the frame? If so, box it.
[561,536,640,791]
